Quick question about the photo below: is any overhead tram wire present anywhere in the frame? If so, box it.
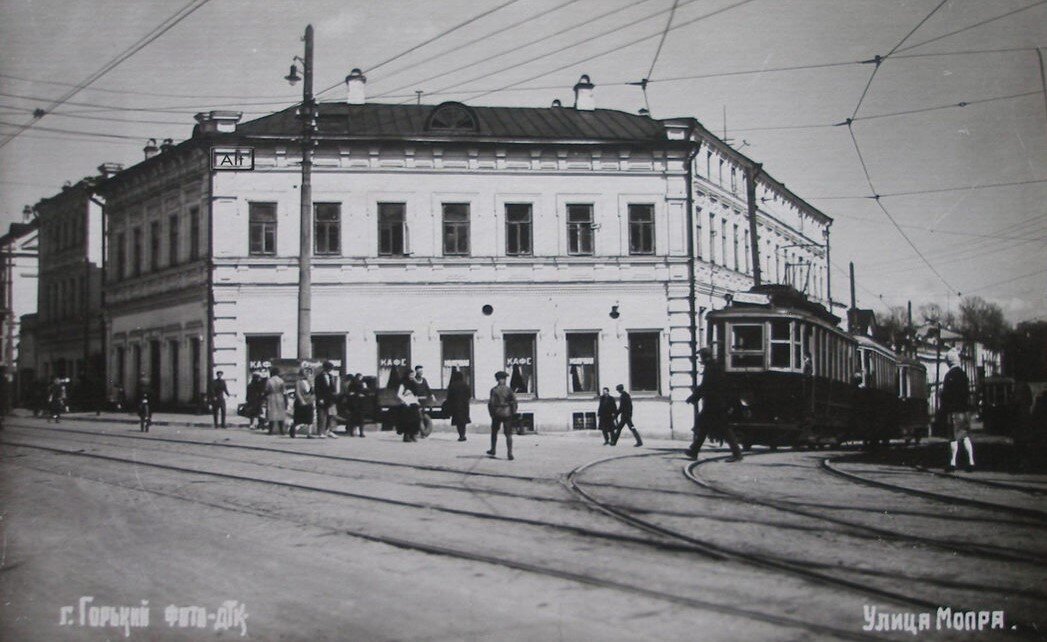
[0,0,214,150]
[806,178,1047,201]
[0,72,300,102]
[963,268,1047,295]
[371,0,677,102]
[458,0,759,105]
[893,0,1047,55]
[851,0,948,120]
[635,0,681,113]
[314,0,525,99]
[0,120,170,141]
[346,0,585,99]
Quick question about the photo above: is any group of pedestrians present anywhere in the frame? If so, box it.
[596,385,643,447]
[214,361,369,439]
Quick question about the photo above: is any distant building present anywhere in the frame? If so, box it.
[914,323,1001,414]
[98,74,832,434]
[30,166,117,406]
[0,217,39,398]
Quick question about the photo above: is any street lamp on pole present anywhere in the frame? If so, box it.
[285,25,315,361]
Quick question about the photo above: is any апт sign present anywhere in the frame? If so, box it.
[211,147,254,171]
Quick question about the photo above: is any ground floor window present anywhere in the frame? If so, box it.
[190,337,202,403]
[504,333,536,395]
[247,335,282,382]
[628,331,660,392]
[567,332,598,394]
[441,334,473,395]
[377,334,411,390]
[169,339,180,403]
[312,334,345,370]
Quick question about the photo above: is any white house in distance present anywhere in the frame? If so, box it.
[98,72,831,435]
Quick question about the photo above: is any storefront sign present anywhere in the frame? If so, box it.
[211,147,254,171]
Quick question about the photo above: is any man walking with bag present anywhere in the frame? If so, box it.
[612,384,643,447]
[487,371,517,460]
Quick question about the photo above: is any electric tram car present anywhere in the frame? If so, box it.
[897,356,929,442]
[704,285,927,449]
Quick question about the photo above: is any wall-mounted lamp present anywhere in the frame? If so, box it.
[609,304,620,319]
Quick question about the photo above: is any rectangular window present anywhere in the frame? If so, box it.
[150,221,161,271]
[505,203,532,256]
[189,206,201,261]
[567,204,593,255]
[770,320,792,369]
[378,202,406,257]
[377,334,411,390]
[504,333,537,396]
[729,323,765,370]
[314,203,341,255]
[566,332,598,394]
[249,202,277,256]
[168,214,179,267]
[115,346,126,390]
[169,339,180,403]
[628,204,655,255]
[190,337,202,402]
[247,335,282,380]
[442,203,470,256]
[441,334,474,396]
[628,331,660,392]
[708,213,717,264]
[132,227,143,276]
[733,224,740,271]
[311,334,345,370]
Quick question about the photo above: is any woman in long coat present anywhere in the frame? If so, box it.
[265,367,287,435]
[445,369,471,441]
[245,372,266,429]
[292,366,316,439]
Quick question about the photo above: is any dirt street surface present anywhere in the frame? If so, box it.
[1,417,1043,641]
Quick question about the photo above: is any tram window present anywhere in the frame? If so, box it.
[819,330,828,377]
[793,323,803,371]
[729,324,765,369]
[770,320,791,369]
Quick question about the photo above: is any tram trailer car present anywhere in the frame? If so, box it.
[705,285,907,449]
[896,357,929,442]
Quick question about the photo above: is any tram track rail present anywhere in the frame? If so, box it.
[910,464,1047,497]
[683,458,1047,567]
[564,452,963,615]
[0,436,882,642]
[822,456,1047,523]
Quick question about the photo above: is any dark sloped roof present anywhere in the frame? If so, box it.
[235,102,669,142]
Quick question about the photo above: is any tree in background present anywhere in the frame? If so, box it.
[958,296,1011,352]
[875,305,910,351]
[918,302,956,329]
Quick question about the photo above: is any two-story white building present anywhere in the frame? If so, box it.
[99,73,831,435]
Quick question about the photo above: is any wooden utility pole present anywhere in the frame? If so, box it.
[745,163,763,287]
[294,25,315,360]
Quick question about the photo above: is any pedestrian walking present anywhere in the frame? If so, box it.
[211,371,229,429]
[612,384,643,447]
[137,388,152,432]
[244,372,266,429]
[597,387,617,445]
[265,367,287,435]
[291,366,316,438]
[487,371,517,460]
[48,376,67,423]
[444,369,471,441]
[398,365,433,441]
[685,348,743,462]
[314,361,339,439]
[939,349,974,472]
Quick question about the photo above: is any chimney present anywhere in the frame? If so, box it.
[193,110,243,134]
[573,74,595,111]
[22,205,34,222]
[143,138,159,160]
[345,68,367,105]
[97,162,124,179]
[551,99,562,108]
[160,138,174,153]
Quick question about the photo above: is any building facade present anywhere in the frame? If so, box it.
[100,75,831,434]
[1,218,39,399]
[31,168,115,405]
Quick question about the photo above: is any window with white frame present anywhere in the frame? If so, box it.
[566,332,598,393]
[628,204,655,255]
[378,202,407,256]
[728,323,765,370]
[442,203,470,256]
[567,204,594,255]
[505,203,532,256]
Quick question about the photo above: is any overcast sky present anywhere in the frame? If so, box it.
[1,0,1044,323]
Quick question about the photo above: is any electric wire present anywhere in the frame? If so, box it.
[893,1,1047,55]
[0,0,213,150]
[458,0,759,105]
[0,72,300,102]
[808,178,1047,200]
[963,268,1047,295]
[644,0,680,80]
[314,0,525,98]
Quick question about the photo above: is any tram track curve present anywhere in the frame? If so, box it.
[0,436,881,642]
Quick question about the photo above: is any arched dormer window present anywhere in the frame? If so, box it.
[425,102,479,132]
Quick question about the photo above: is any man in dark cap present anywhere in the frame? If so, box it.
[686,348,742,462]
[211,371,229,429]
[315,360,339,439]
[612,384,642,447]
[487,371,518,460]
